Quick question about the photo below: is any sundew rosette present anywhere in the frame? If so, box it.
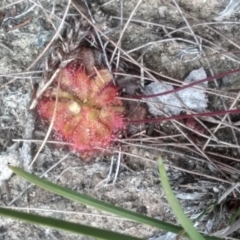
[37,60,125,155]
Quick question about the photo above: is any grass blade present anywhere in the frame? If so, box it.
[9,165,223,240]
[0,207,142,240]
[229,205,240,225]
[158,157,206,240]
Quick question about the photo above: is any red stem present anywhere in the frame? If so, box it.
[125,108,240,124]
[129,67,240,99]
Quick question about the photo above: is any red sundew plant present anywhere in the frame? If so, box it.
[37,60,125,155]
[37,58,240,157]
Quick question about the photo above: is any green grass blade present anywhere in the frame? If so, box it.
[158,157,206,240]
[229,205,240,225]
[9,165,223,240]
[0,207,142,240]
[8,165,183,232]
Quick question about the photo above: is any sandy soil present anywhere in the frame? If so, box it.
[1,0,240,239]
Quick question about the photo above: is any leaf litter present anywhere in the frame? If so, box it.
[0,0,240,239]
[145,67,208,116]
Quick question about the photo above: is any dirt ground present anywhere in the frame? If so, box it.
[1,0,240,239]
